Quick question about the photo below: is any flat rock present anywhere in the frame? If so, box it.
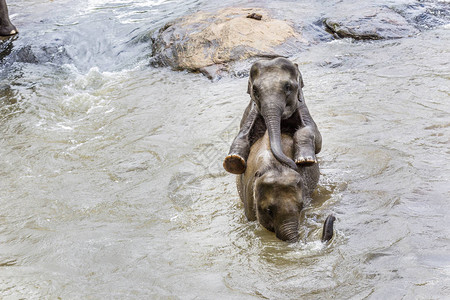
[150,7,305,78]
[324,7,420,40]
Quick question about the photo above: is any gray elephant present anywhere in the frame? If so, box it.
[237,131,335,242]
[0,0,17,36]
[223,57,321,174]
[237,131,320,242]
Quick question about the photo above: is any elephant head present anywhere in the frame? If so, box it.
[253,167,304,242]
[247,57,304,171]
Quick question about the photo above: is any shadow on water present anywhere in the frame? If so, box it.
[0,35,17,61]
[0,83,21,119]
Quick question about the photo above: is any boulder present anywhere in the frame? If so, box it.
[150,7,305,79]
[324,7,420,40]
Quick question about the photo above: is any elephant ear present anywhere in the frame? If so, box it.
[294,63,305,102]
[299,72,304,89]
[248,62,261,95]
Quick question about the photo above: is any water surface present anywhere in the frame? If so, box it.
[1,0,449,298]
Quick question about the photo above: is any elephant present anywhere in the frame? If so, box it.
[223,57,321,175]
[237,131,334,242]
[0,0,17,36]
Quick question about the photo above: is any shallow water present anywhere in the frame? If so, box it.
[1,0,449,298]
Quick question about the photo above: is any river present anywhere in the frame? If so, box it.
[1,0,449,299]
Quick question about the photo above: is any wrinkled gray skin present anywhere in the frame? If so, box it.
[223,57,321,175]
[237,132,320,242]
[0,0,17,36]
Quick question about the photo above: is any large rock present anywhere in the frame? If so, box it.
[324,7,420,40]
[150,7,305,79]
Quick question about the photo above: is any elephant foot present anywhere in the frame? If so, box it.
[0,25,18,37]
[223,154,246,174]
[295,140,317,166]
[0,29,17,36]
[294,127,318,166]
[295,155,317,166]
[321,214,336,242]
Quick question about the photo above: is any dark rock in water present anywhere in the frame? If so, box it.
[0,41,38,64]
[150,7,306,77]
[324,7,420,40]
[0,38,71,66]
[11,45,38,63]
[324,2,450,41]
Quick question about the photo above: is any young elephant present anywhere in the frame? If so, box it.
[224,57,321,174]
[237,131,320,242]
[0,0,17,36]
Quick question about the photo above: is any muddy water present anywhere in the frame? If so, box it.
[1,0,449,298]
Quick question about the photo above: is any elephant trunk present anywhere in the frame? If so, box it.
[262,103,298,171]
[275,217,299,243]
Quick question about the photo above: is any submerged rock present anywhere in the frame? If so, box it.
[324,7,420,40]
[150,7,305,78]
[1,37,71,66]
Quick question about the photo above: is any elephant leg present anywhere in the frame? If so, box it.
[224,103,262,174]
[224,133,251,174]
[294,126,317,165]
[297,99,322,154]
[0,0,17,36]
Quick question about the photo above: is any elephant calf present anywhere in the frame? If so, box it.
[237,131,320,242]
[224,57,322,175]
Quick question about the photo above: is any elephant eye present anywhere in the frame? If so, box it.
[284,82,292,95]
[252,86,260,99]
[266,205,276,217]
